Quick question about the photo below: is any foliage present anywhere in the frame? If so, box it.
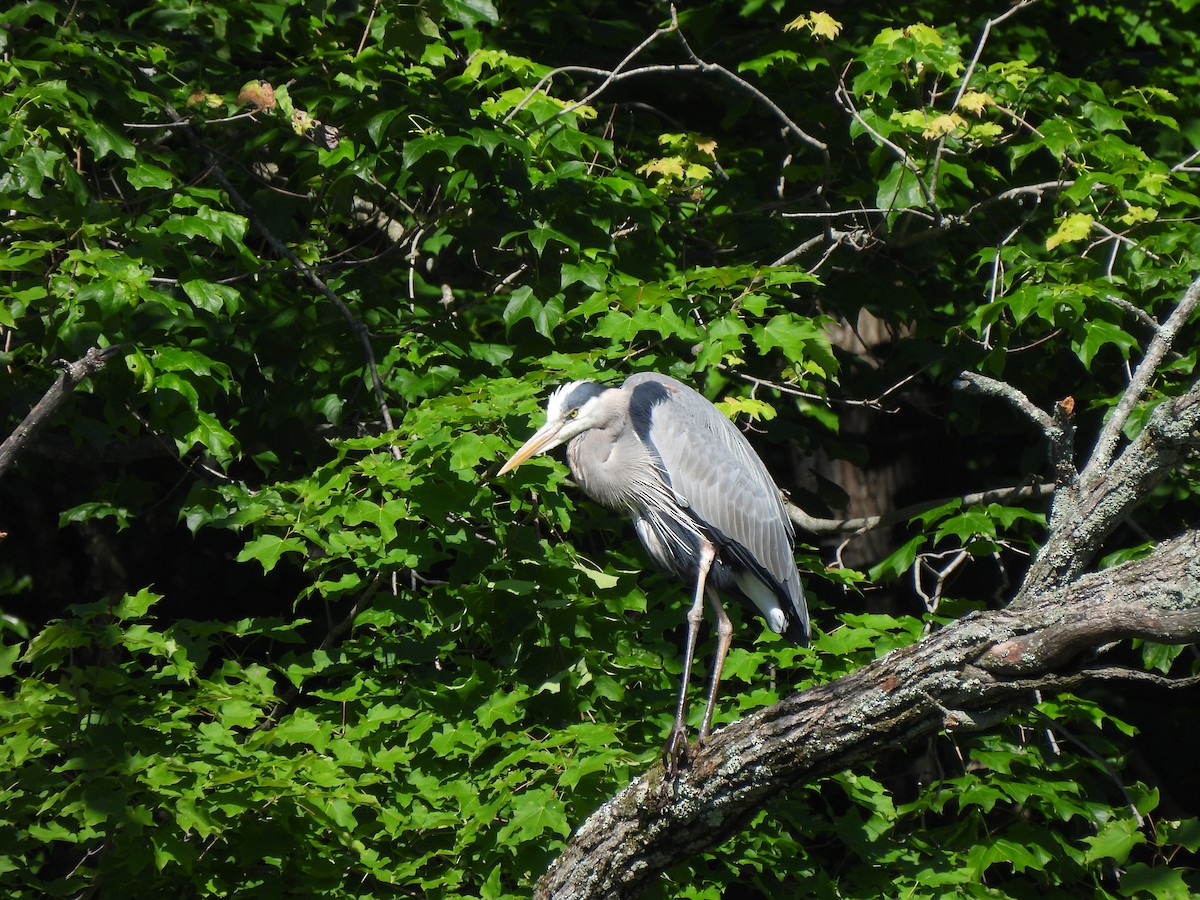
[2,0,1200,896]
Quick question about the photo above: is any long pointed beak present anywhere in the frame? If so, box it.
[497,422,565,475]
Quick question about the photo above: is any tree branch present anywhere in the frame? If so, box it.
[540,275,1200,897]
[0,346,124,480]
[1080,272,1200,486]
[787,481,1056,536]
[535,532,1200,899]
[1018,382,1200,597]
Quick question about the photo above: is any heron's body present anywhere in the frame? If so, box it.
[498,372,809,772]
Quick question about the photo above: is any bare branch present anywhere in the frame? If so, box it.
[1105,294,1160,333]
[960,180,1072,219]
[949,0,1041,112]
[954,372,1078,487]
[355,0,381,56]
[833,79,938,215]
[788,481,1056,536]
[0,346,124,480]
[516,5,827,176]
[505,22,676,125]
[1080,272,1200,486]
[1019,382,1200,596]
[954,371,1054,433]
[670,7,827,158]
[931,0,1039,202]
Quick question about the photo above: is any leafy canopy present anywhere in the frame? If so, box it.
[2,0,1200,897]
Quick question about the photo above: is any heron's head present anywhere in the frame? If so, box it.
[497,380,612,475]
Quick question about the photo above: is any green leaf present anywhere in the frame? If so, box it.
[497,787,569,843]
[442,0,499,26]
[182,279,242,314]
[753,315,828,370]
[1084,816,1144,864]
[1120,863,1192,900]
[1075,319,1138,368]
[236,534,307,572]
[868,535,925,581]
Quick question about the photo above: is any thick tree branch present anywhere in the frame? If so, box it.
[1018,382,1200,598]
[0,346,123,480]
[535,532,1200,899]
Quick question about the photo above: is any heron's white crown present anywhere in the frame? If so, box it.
[543,380,611,438]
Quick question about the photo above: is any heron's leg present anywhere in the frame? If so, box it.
[698,588,732,742]
[663,538,716,775]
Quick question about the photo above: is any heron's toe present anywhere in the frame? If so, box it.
[662,726,690,776]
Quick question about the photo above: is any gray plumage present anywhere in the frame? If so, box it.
[498,371,809,772]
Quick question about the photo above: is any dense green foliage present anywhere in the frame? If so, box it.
[2,0,1200,895]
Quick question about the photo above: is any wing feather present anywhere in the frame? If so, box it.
[623,372,808,642]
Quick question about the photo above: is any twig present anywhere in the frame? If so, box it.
[788,480,1056,536]
[670,7,827,158]
[516,5,828,172]
[167,107,402,460]
[1170,148,1200,173]
[833,79,938,215]
[0,346,125,479]
[1080,271,1200,486]
[950,1,1040,112]
[505,22,676,125]
[960,180,1072,220]
[1105,294,1160,333]
[356,0,381,56]
[930,1,1039,205]
[770,233,826,267]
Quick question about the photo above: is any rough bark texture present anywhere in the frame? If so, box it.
[535,533,1200,900]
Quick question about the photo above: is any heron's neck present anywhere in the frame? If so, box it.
[566,418,637,511]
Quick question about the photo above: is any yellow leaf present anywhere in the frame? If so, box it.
[636,157,686,179]
[807,11,842,39]
[1118,205,1158,226]
[957,91,992,114]
[784,11,842,40]
[1046,213,1094,251]
[291,110,316,135]
[714,396,778,422]
[693,137,718,158]
[904,23,945,46]
[922,113,965,139]
[892,109,929,130]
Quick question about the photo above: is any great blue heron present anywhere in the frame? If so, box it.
[498,372,810,773]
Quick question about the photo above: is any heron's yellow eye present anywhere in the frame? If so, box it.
[568,409,579,419]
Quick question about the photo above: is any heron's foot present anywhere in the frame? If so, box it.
[662,725,690,776]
